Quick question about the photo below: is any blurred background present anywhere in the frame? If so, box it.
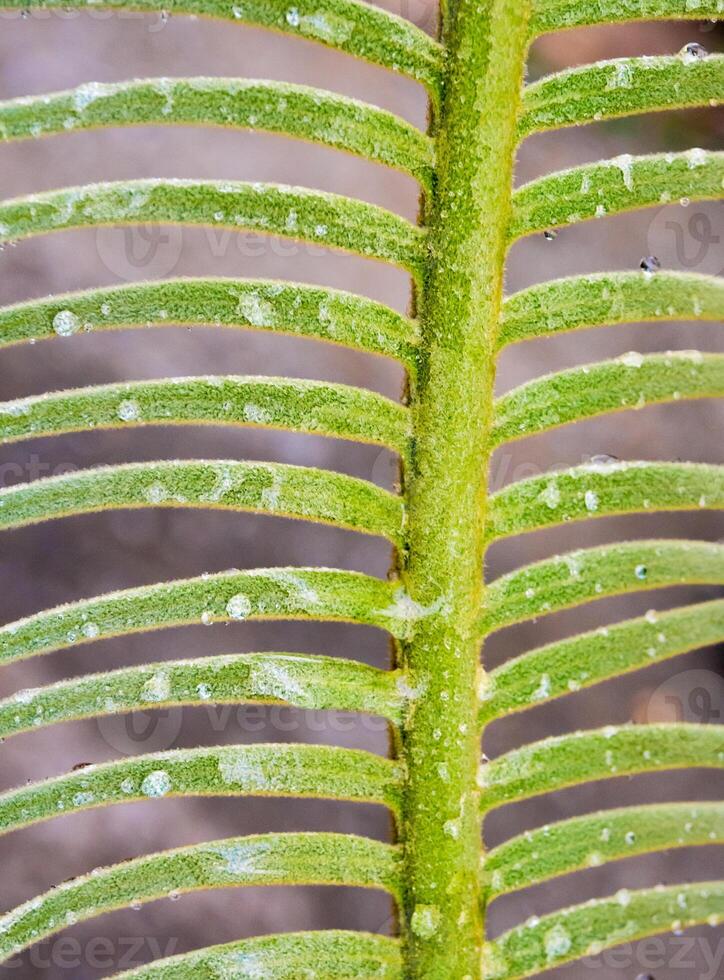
[0,3,721,976]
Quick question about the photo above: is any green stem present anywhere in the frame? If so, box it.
[399,2,531,976]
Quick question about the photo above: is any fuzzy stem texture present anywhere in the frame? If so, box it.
[398,1,531,976]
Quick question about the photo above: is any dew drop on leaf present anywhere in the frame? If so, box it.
[52,310,81,337]
[680,42,708,63]
[640,255,661,276]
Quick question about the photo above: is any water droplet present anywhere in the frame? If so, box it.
[543,230,557,241]
[584,490,599,512]
[680,42,707,63]
[140,770,172,798]
[635,564,648,580]
[590,454,618,465]
[544,924,571,960]
[286,6,300,27]
[411,905,441,938]
[52,310,81,337]
[227,593,252,620]
[117,399,140,422]
[621,350,644,368]
[640,255,661,276]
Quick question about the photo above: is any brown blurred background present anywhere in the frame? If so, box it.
[0,4,722,977]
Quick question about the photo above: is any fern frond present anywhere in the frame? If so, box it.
[499,271,724,347]
[0,377,411,456]
[484,802,724,896]
[486,461,723,541]
[0,180,425,277]
[0,834,400,964]
[0,278,420,366]
[0,0,443,92]
[0,653,404,740]
[0,744,402,837]
[0,460,405,542]
[492,352,724,444]
[485,880,723,979]
[509,150,723,240]
[0,78,434,188]
[519,55,723,138]
[479,539,724,633]
[1,0,722,975]
[480,724,724,810]
[114,932,402,980]
[0,568,415,669]
[480,599,724,722]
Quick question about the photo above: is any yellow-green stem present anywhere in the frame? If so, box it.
[398,1,531,976]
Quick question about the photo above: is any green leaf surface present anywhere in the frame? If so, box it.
[499,271,724,348]
[486,461,724,541]
[530,1,724,38]
[0,567,419,669]
[0,180,426,278]
[0,77,434,188]
[0,278,420,367]
[509,150,724,241]
[0,744,403,836]
[484,880,724,979]
[484,801,724,897]
[0,376,411,457]
[113,931,402,979]
[480,599,724,722]
[0,652,405,740]
[479,539,724,633]
[492,351,724,445]
[0,0,443,92]
[518,55,723,138]
[0,459,405,543]
[0,833,400,963]
[480,723,724,810]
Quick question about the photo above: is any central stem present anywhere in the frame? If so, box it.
[399,2,532,976]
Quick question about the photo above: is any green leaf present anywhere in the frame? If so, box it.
[0,180,426,278]
[484,880,724,979]
[0,652,405,740]
[479,539,724,633]
[479,723,724,810]
[0,568,419,669]
[0,0,443,92]
[0,833,400,963]
[518,55,723,139]
[509,150,724,240]
[0,376,411,456]
[484,801,724,897]
[0,744,403,836]
[0,459,405,543]
[518,55,724,139]
[0,278,420,367]
[492,351,724,445]
[530,1,724,38]
[114,932,402,979]
[0,78,434,188]
[480,599,724,722]
[499,271,724,348]
[485,461,723,541]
